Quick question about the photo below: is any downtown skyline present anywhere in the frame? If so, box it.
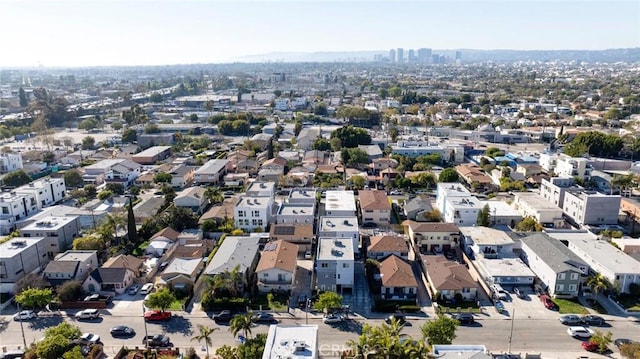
[1,0,638,67]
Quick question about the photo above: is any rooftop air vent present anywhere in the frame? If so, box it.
[343,220,349,225]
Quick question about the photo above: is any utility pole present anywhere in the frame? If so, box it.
[508,307,515,354]
[17,303,27,349]
[142,304,149,348]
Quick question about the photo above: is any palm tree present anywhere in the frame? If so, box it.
[103,213,126,245]
[191,324,218,358]
[230,312,254,340]
[228,264,244,297]
[204,187,223,205]
[586,272,610,296]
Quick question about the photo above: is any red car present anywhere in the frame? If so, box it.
[539,295,556,310]
[144,310,171,321]
[582,341,602,352]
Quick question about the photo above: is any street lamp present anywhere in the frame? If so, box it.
[16,303,27,349]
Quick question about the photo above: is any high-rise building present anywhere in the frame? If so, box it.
[389,49,396,63]
[418,48,432,63]
[455,51,462,63]
[408,49,415,62]
[396,48,404,63]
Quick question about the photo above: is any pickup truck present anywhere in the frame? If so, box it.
[143,334,171,348]
[84,294,112,303]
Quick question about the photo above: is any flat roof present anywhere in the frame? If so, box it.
[480,257,536,278]
[54,250,96,262]
[133,146,171,157]
[437,182,471,196]
[0,237,44,257]
[480,200,522,217]
[564,235,640,273]
[317,237,354,261]
[319,216,359,233]
[262,325,318,359]
[246,181,275,196]
[459,226,514,246]
[237,196,271,208]
[447,196,482,208]
[515,192,562,210]
[195,159,229,174]
[21,216,78,232]
[289,189,317,201]
[324,190,356,212]
[278,203,315,216]
[84,158,126,171]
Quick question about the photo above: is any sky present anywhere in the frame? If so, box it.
[1,0,638,67]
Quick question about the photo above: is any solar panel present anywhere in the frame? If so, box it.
[273,226,296,236]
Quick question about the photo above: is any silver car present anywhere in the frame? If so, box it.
[559,314,583,325]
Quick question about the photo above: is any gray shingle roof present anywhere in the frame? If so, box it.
[520,233,587,273]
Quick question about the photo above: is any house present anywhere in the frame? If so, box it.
[288,189,317,204]
[137,133,174,147]
[455,164,493,191]
[194,159,230,185]
[379,255,418,301]
[512,192,564,228]
[168,164,195,188]
[250,133,273,149]
[403,196,435,221]
[423,255,478,302]
[224,172,251,187]
[444,196,482,226]
[199,197,238,225]
[0,237,47,292]
[203,234,261,293]
[358,190,391,226]
[316,237,354,293]
[358,144,383,160]
[460,226,516,259]
[16,177,66,207]
[258,157,287,183]
[256,240,298,293]
[516,164,543,178]
[83,267,136,295]
[0,152,23,173]
[436,182,471,214]
[0,191,40,234]
[132,196,164,224]
[174,187,208,215]
[145,227,180,257]
[234,196,274,231]
[370,157,398,173]
[131,146,171,165]
[519,233,588,297]
[269,224,314,255]
[20,215,81,258]
[303,150,328,165]
[43,250,98,286]
[262,325,318,359]
[158,257,204,292]
[102,254,145,277]
[403,221,460,254]
[479,201,523,227]
[548,231,640,293]
[276,203,315,225]
[324,190,357,216]
[83,159,141,187]
[319,216,360,254]
[367,235,410,261]
[562,190,621,226]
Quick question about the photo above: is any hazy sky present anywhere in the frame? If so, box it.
[1,0,638,67]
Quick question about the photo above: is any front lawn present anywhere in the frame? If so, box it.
[250,292,289,311]
[436,301,480,314]
[552,298,589,314]
[167,298,187,311]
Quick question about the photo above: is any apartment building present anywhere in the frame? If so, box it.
[193,159,230,185]
[562,190,621,226]
[316,237,354,293]
[20,215,82,258]
[0,191,40,235]
[16,177,66,207]
[318,216,360,253]
[444,196,482,226]
[436,182,470,214]
[0,237,48,292]
[358,189,391,226]
[556,156,590,179]
[512,192,564,228]
[275,203,315,225]
[324,190,357,217]
[0,153,23,173]
[540,177,576,208]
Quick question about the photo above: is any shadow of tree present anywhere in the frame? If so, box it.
[157,315,193,337]
[28,316,64,331]
[333,319,364,334]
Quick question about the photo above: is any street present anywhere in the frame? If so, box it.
[1,306,638,358]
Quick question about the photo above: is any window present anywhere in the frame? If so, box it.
[570,273,579,280]
[556,284,564,292]
[238,211,245,217]
[263,273,269,277]
[321,263,328,268]
[558,273,566,280]
[252,210,260,217]
[569,284,577,292]
[342,263,349,268]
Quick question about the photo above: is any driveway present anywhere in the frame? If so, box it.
[290,260,314,309]
[342,260,372,317]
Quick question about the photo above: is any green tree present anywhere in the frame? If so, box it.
[485,147,505,158]
[313,102,328,116]
[312,137,331,151]
[421,314,459,345]
[15,287,54,309]
[477,204,491,226]
[63,171,84,188]
[45,322,82,339]
[36,334,71,359]
[204,187,223,205]
[144,124,161,134]
[343,148,370,167]
[514,217,543,232]
[312,291,343,311]
[586,272,611,296]
[19,87,28,107]
[62,346,84,359]
[438,168,459,182]
[56,280,82,302]
[127,197,138,244]
[191,324,219,358]
[351,175,366,190]
[160,206,199,231]
[121,128,137,143]
[564,131,623,158]
[72,235,103,250]
[78,118,99,131]
[105,183,125,195]
[111,121,123,131]
[589,330,613,353]
[97,190,113,201]
[411,172,436,189]
[84,184,97,198]
[145,288,176,312]
[153,172,173,184]
[230,312,255,339]
[330,125,372,148]
[2,169,31,187]
[81,136,96,150]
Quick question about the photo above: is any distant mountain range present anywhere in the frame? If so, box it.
[234,48,640,63]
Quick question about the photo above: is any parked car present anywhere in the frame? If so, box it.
[252,312,278,324]
[323,313,344,324]
[76,333,101,345]
[13,310,36,321]
[539,295,556,310]
[75,309,101,320]
[513,287,525,299]
[581,315,605,326]
[140,283,155,295]
[143,334,171,348]
[128,284,140,295]
[0,349,25,359]
[362,222,377,228]
[582,340,604,352]
[144,310,171,321]
[445,312,475,325]
[84,294,111,302]
[491,284,509,301]
[384,314,406,325]
[213,310,233,324]
[567,326,595,339]
[110,326,135,337]
[614,338,637,349]
[559,314,583,325]
[494,300,505,314]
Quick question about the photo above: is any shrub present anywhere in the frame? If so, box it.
[201,293,249,311]
[398,305,420,313]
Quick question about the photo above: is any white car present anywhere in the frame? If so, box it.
[140,283,154,295]
[77,333,101,345]
[322,313,344,324]
[567,326,594,338]
[13,310,36,321]
[75,309,100,320]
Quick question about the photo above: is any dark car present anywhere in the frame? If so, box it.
[252,312,278,324]
[384,314,406,325]
[213,310,233,324]
[581,315,605,326]
[362,222,377,228]
[614,338,637,348]
[110,326,135,337]
[453,313,475,325]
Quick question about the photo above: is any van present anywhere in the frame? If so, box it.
[491,284,508,300]
[140,283,154,295]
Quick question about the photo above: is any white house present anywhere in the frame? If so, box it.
[174,187,208,215]
[556,156,589,179]
[194,159,230,185]
[316,237,354,293]
[318,216,360,254]
[275,203,315,225]
[443,196,482,226]
[255,240,298,293]
[0,153,23,173]
[0,191,40,234]
[234,196,274,231]
[324,190,357,217]
[436,183,471,214]
[512,192,564,228]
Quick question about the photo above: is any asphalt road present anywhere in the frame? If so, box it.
[2,309,638,358]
